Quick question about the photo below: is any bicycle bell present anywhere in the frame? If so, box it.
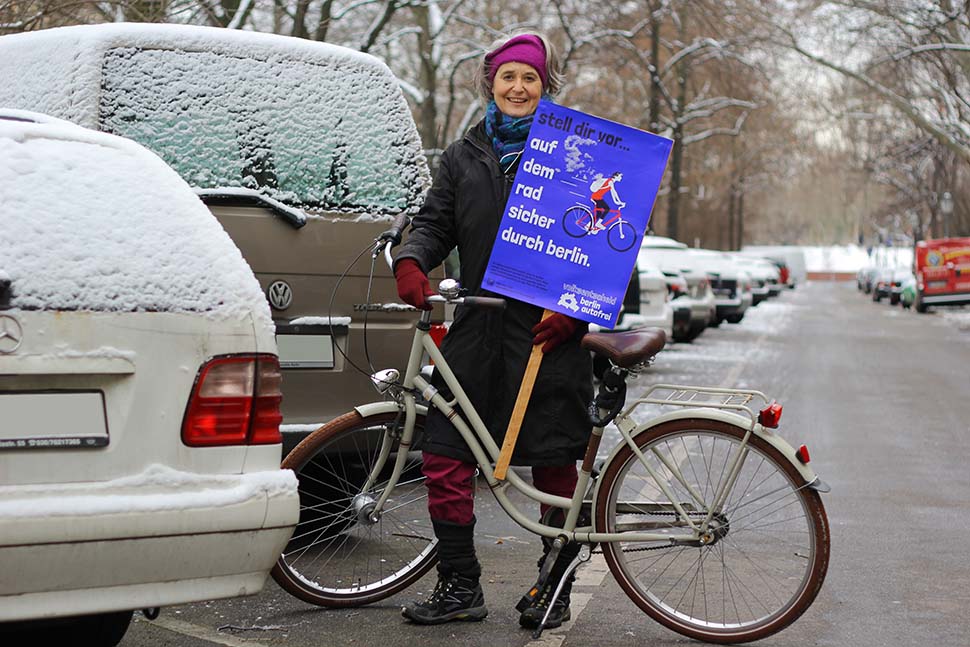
[438,278,461,299]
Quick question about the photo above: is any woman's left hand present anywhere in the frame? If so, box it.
[532,313,580,353]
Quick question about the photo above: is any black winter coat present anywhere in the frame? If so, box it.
[396,121,593,466]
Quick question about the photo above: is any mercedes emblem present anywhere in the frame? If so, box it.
[267,280,293,311]
[0,314,23,354]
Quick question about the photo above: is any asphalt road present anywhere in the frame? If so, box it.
[121,281,970,647]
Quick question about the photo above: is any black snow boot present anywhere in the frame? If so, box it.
[401,519,487,624]
[516,542,580,630]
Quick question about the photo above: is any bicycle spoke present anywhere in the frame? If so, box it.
[274,413,437,606]
[600,423,828,641]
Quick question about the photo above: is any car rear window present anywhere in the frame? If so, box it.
[99,47,428,216]
[0,120,270,319]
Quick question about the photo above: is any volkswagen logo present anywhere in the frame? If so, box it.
[267,280,293,311]
[0,314,23,354]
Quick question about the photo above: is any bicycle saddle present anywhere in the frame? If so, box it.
[581,328,667,368]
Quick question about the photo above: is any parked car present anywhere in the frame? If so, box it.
[686,249,753,324]
[912,237,970,313]
[730,254,779,305]
[857,265,876,292]
[870,267,908,303]
[592,254,672,378]
[741,245,806,288]
[639,236,715,340]
[661,269,694,341]
[0,112,298,645]
[610,254,674,337]
[899,273,918,309]
[0,23,436,453]
[888,269,914,305]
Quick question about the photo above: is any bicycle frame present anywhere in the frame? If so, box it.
[357,302,823,548]
[594,207,623,227]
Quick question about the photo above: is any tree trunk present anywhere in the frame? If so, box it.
[647,2,661,133]
[413,4,439,152]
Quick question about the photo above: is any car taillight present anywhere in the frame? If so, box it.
[668,283,687,298]
[181,354,283,447]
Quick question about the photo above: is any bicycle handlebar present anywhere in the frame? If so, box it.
[424,294,506,309]
[373,216,506,311]
[375,214,412,265]
[377,213,412,247]
[461,296,507,309]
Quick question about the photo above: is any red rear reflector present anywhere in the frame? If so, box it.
[758,401,783,428]
[182,354,282,447]
[796,444,811,464]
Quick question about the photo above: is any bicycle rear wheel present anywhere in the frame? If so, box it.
[563,206,594,237]
[596,418,829,643]
[272,410,437,607]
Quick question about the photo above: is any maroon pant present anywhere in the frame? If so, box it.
[422,451,578,525]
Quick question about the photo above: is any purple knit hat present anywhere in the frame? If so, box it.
[485,34,548,87]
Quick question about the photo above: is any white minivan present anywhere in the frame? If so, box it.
[0,112,298,645]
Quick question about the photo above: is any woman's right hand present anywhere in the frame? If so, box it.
[394,259,435,310]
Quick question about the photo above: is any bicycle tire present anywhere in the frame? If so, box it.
[606,220,637,252]
[563,206,594,237]
[595,418,829,643]
[272,410,437,607]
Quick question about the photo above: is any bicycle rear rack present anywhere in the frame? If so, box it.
[626,383,772,427]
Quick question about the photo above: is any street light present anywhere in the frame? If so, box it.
[940,191,953,238]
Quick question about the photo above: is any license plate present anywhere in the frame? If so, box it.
[276,334,335,369]
[0,391,108,449]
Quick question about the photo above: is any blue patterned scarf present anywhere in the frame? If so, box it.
[484,100,534,172]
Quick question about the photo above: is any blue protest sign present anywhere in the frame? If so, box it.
[482,100,673,327]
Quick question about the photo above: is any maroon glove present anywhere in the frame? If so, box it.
[532,313,580,353]
[394,258,434,310]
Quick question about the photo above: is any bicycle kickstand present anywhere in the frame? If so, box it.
[532,544,592,640]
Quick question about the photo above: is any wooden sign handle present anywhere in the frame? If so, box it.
[493,309,552,481]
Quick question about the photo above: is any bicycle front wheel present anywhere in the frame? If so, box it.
[272,410,436,607]
[596,418,829,643]
[563,206,594,237]
[606,220,637,252]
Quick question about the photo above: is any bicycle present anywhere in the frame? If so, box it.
[271,223,831,644]
[562,203,638,252]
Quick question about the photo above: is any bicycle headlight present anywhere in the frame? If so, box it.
[371,368,400,394]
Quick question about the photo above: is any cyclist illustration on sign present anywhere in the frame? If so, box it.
[590,172,625,229]
[561,171,637,252]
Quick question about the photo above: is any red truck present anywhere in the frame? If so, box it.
[913,237,970,312]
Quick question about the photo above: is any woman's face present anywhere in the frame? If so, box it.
[492,62,543,118]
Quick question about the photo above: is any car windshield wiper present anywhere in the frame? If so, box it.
[195,188,307,229]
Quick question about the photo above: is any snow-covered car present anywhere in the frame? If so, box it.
[872,267,912,305]
[0,23,435,453]
[731,254,782,304]
[0,112,298,645]
[591,254,672,377]
[687,249,753,324]
[741,245,806,288]
[639,236,715,341]
[614,254,674,337]
[899,273,918,309]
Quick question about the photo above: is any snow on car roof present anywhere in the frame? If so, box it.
[0,112,271,324]
[0,23,430,218]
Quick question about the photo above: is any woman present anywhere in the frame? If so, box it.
[394,32,593,629]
